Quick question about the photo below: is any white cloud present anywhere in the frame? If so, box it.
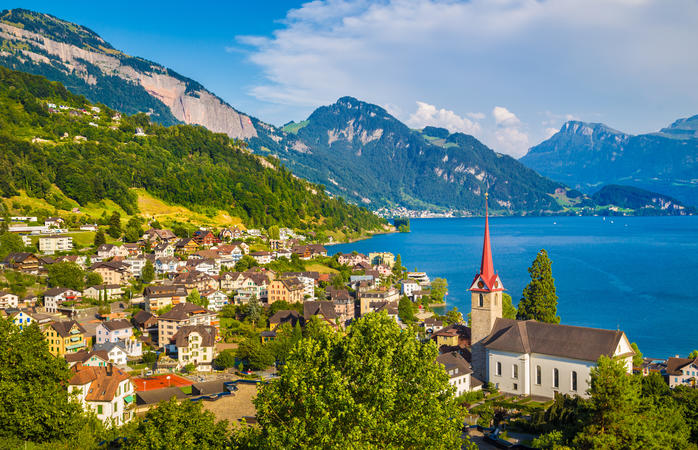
[544,127,559,139]
[492,106,529,157]
[493,106,520,126]
[238,0,698,154]
[407,101,481,134]
[467,112,486,120]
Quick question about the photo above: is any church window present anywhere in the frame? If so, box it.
[553,368,560,388]
[513,364,519,379]
[496,361,502,376]
[536,365,542,385]
[513,383,518,391]
[572,371,578,391]
[479,294,484,307]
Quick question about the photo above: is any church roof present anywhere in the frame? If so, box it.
[470,196,503,292]
[482,318,630,362]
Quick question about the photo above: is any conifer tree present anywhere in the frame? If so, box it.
[516,249,559,323]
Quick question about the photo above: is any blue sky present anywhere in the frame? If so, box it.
[4,1,698,157]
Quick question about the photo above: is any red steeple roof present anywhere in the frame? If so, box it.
[480,195,494,280]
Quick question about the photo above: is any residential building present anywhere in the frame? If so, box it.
[39,235,73,255]
[154,256,184,274]
[172,325,217,371]
[9,310,52,330]
[250,251,273,264]
[369,252,395,267]
[185,258,218,276]
[337,252,370,266]
[665,357,698,388]
[192,230,219,247]
[2,252,40,274]
[144,284,187,313]
[407,272,430,286]
[96,244,128,259]
[157,302,215,348]
[142,228,177,243]
[358,288,400,315]
[174,238,199,254]
[201,290,229,312]
[95,319,141,357]
[153,242,175,258]
[0,291,19,309]
[304,301,338,327]
[44,320,87,356]
[43,288,81,313]
[69,364,134,427]
[437,351,478,396]
[268,278,305,304]
[65,350,110,368]
[132,310,158,341]
[92,342,130,365]
[84,284,123,301]
[400,279,421,297]
[218,227,243,241]
[281,272,317,299]
[269,310,305,330]
[45,216,65,228]
[432,324,471,350]
[328,289,355,324]
[173,270,218,294]
[91,261,130,285]
[123,257,148,277]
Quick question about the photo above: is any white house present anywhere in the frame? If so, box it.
[69,364,134,427]
[95,319,142,357]
[400,279,421,298]
[437,351,477,396]
[123,257,148,277]
[0,291,19,309]
[202,290,229,312]
[96,244,128,259]
[250,251,273,265]
[39,235,73,255]
[92,342,130,365]
[172,325,217,371]
[43,288,81,313]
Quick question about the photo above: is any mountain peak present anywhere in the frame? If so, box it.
[559,120,628,137]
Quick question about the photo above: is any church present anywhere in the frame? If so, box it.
[464,199,634,399]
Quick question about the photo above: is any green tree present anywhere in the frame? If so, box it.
[393,253,404,277]
[267,225,280,240]
[93,229,106,247]
[236,336,274,371]
[430,277,448,303]
[253,313,467,449]
[141,259,155,283]
[516,249,559,323]
[47,261,85,290]
[213,349,236,370]
[0,320,91,443]
[689,350,698,359]
[142,351,158,366]
[398,295,416,323]
[630,342,643,368]
[122,399,229,449]
[85,271,102,287]
[0,232,25,259]
[186,288,207,307]
[502,292,517,319]
[106,212,121,239]
[242,295,262,326]
[445,307,463,325]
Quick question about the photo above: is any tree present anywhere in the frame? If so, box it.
[267,225,280,240]
[106,212,121,239]
[253,313,467,449]
[236,336,274,371]
[393,253,404,277]
[242,295,262,326]
[122,399,229,449]
[142,351,158,366]
[141,259,155,283]
[689,350,698,359]
[213,349,236,370]
[430,278,448,303]
[502,292,517,319]
[0,320,91,443]
[630,342,643,368]
[186,288,207,307]
[516,249,559,323]
[234,255,257,272]
[398,295,416,323]
[445,307,463,325]
[93,229,106,247]
[0,232,25,259]
[85,271,102,287]
[47,261,85,291]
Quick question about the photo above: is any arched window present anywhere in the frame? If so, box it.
[572,371,578,391]
[479,294,484,307]
[553,368,560,388]
[536,365,542,385]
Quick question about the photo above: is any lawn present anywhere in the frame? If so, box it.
[305,263,339,274]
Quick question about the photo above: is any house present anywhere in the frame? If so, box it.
[44,320,87,356]
[157,302,215,348]
[53,254,88,268]
[192,230,219,247]
[268,278,305,304]
[281,272,318,299]
[250,251,273,265]
[154,256,184,274]
[328,289,355,324]
[227,241,250,254]
[201,290,229,312]
[369,252,395,267]
[337,252,370,266]
[269,310,305,330]
[9,310,53,330]
[0,291,19,309]
[144,284,188,313]
[432,324,471,351]
[91,261,130,285]
[123,257,148,277]
[153,242,175,258]
[45,217,65,228]
[143,228,178,243]
[174,238,199,255]
[400,279,421,297]
[43,288,81,313]
[185,258,218,276]
[664,357,698,388]
[84,284,123,301]
[65,350,111,368]
[69,364,134,427]
[468,205,633,399]
[275,248,293,260]
[218,227,243,241]
[230,273,270,303]
[96,319,141,357]
[214,244,245,265]
[422,316,444,335]
[220,271,248,291]
[172,325,217,371]
[96,244,128,259]
[122,243,141,257]
[92,342,130,365]
[39,235,73,255]
[358,289,400,315]
[79,224,99,232]
[437,351,478,396]
[2,252,40,274]
[292,244,327,260]
[304,301,338,327]
[173,270,218,294]
[374,264,392,277]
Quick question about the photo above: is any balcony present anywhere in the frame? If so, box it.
[66,342,85,351]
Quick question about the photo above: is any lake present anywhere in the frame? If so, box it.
[329,216,698,358]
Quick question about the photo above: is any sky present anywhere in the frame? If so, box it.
[4,0,698,157]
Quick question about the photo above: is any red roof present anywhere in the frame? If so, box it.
[471,195,503,292]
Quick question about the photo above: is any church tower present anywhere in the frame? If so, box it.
[469,194,504,379]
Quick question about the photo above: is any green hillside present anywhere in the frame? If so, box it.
[0,66,385,234]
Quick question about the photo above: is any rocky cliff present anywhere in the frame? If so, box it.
[0,9,256,139]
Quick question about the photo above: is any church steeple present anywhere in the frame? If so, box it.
[480,193,495,282]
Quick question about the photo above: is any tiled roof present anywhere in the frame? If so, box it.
[50,320,86,337]
[69,364,130,402]
[172,325,217,347]
[158,302,210,321]
[101,319,132,332]
[437,351,473,378]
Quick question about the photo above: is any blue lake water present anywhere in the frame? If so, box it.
[330,216,698,358]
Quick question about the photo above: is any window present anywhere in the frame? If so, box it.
[513,383,518,391]
[478,294,484,307]
[513,364,519,379]
[572,371,578,391]
[536,365,542,385]
[553,368,560,388]
[496,361,502,376]
[97,405,103,415]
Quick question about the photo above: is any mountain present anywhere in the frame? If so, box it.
[591,185,693,215]
[248,97,565,215]
[520,118,698,205]
[0,66,386,236]
[0,9,257,139]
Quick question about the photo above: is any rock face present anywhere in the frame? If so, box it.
[248,96,563,214]
[521,118,698,205]
[0,9,256,139]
